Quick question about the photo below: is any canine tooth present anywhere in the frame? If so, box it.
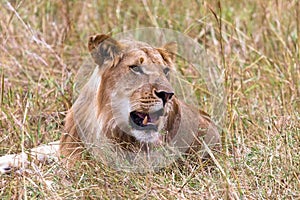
[142,116,148,125]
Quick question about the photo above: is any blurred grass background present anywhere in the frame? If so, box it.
[0,0,299,199]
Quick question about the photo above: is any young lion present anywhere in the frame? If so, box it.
[0,34,221,173]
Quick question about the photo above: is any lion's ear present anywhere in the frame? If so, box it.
[88,34,123,66]
[157,42,177,63]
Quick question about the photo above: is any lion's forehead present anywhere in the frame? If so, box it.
[122,45,165,65]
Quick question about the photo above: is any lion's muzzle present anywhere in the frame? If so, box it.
[129,89,174,131]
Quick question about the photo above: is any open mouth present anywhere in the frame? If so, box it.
[129,109,164,131]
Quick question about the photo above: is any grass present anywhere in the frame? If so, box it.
[0,0,299,199]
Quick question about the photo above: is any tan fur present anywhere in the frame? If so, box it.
[59,34,221,164]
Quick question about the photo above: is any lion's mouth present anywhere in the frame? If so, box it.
[129,109,164,131]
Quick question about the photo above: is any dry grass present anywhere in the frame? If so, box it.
[0,0,299,199]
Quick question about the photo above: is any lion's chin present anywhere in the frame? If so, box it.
[131,129,163,146]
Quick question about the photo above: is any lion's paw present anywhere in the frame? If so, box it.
[0,153,28,174]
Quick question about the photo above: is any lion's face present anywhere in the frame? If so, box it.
[88,35,177,144]
[110,48,175,144]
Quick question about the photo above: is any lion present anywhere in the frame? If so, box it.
[0,34,221,173]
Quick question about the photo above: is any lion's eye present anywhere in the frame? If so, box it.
[163,67,170,76]
[129,65,143,74]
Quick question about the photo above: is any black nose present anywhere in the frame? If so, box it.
[154,90,174,105]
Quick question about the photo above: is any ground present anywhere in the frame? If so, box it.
[0,0,299,199]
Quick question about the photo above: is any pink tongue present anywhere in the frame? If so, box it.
[136,112,146,119]
[136,112,155,123]
[136,112,161,123]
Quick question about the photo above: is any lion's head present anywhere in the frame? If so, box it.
[61,34,221,171]
[73,34,180,148]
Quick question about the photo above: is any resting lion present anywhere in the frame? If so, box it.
[0,34,221,173]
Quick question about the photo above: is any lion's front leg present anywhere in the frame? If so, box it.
[0,141,60,174]
[59,110,85,165]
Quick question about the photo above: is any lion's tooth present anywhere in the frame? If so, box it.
[142,115,148,125]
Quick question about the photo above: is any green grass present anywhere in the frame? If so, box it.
[0,0,299,199]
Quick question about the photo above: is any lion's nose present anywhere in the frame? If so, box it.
[154,90,174,106]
